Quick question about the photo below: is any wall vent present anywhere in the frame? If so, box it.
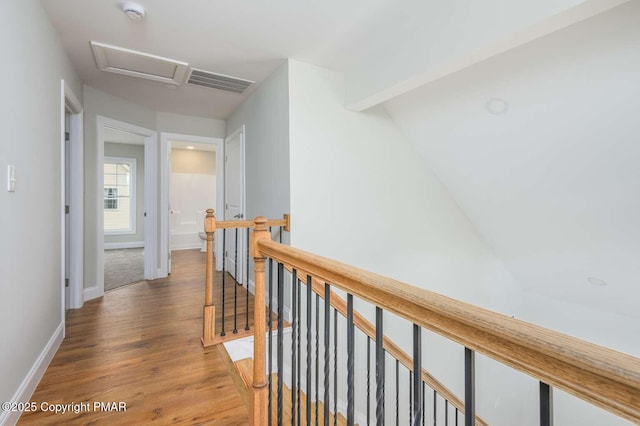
[186,68,253,94]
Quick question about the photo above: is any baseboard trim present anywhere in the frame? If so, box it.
[84,285,102,302]
[104,241,144,250]
[0,322,63,426]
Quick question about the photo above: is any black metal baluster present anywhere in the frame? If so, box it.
[396,360,399,426]
[268,255,273,426]
[277,262,284,426]
[433,391,436,426]
[315,293,319,426]
[445,401,448,425]
[456,408,459,426]
[540,382,553,426]
[297,276,302,426]
[410,371,413,424]
[413,324,422,426]
[376,308,385,426]
[464,348,475,426]
[233,228,238,334]
[324,284,331,426]
[367,336,371,426]
[245,229,250,330]
[306,276,312,426]
[291,269,298,426]
[221,229,226,336]
[347,294,355,426]
[422,382,425,426]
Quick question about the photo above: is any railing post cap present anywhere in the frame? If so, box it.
[253,216,268,231]
[205,209,216,233]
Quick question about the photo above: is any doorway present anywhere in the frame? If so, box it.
[103,128,145,291]
[92,116,157,300]
[160,133,223,276]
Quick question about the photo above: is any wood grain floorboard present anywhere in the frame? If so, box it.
[19,249,251,425]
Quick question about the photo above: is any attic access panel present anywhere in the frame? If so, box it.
[90,41,189,85]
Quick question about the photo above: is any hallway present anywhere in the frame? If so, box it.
[19,250,249,425]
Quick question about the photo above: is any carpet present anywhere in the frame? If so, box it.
[104,248,144,291]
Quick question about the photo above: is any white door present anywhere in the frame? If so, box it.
[224,128,245,284]
[167,149,172,274]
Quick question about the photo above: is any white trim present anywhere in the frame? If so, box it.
[84,285,103,302]
[0,323,63,426]
[104,241,145,250]
[61,80,84,314]
[103,156,137,235]
[94,116,157,302]
[159,132,224,277]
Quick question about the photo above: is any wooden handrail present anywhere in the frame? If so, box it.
[251,221,640,424]
[201,210,290,347]
[280,263,488,425]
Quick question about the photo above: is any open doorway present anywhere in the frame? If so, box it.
[103,128,145,291]
[160,133,223,277]
[91,116,157,300]
[170,142,216,253]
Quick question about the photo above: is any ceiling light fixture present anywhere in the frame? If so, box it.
[187,146,195,150]
[122,2,146,20]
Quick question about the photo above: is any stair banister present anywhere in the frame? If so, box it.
[251,216,640,424]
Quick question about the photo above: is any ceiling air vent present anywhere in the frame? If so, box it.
[186,68,253,94]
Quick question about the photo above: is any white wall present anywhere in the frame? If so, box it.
[0,0,83,419]
[156,111,225,139]
[287,59,527,425]
[382,4,640,423]
[385,0,640,342]
[226,62,290,223]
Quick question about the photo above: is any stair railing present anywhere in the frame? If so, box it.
[249,216,640,425]
[201,209,289,347]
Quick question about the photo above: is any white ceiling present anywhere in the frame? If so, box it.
[41,0,397,119]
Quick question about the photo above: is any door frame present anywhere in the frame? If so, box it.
[224,125,247,282]
[160,132,224,276]
[91,116,157,301]
[60,80,84,318]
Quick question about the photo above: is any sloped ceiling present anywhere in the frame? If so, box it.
[384,1,640,318]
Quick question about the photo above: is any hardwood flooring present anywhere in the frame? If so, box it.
[19,250,251,425]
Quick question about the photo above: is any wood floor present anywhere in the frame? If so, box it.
[19,250,251,425]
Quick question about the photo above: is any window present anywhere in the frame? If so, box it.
[104,157,136,235]
[104,187,119,210]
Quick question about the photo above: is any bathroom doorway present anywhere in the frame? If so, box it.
[160,134,224,276]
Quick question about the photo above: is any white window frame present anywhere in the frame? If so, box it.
[104,156,136,235]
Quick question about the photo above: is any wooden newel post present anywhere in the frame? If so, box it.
[202,209,217,347]
[250,216,270,425]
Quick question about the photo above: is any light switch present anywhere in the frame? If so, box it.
[7,165,15,192]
